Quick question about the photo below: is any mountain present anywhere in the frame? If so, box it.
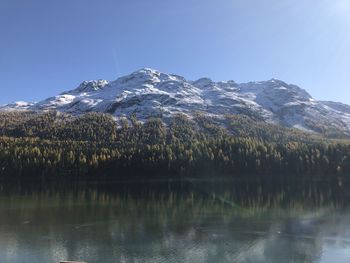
[1,68,350,137]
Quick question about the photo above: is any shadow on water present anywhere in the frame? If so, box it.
[0,177,350,262]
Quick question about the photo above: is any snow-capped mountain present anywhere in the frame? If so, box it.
[1,68,350,136]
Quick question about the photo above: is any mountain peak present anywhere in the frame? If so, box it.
[135,67,161,74]
[74,80,109,93]
[1,69,349,136]
[193,78,213,87]
[266,79,312,99]
[126,68,162,78]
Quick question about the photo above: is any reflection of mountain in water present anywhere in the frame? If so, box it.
[0,179,349,262]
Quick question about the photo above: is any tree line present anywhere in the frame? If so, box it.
[0,111,349,178]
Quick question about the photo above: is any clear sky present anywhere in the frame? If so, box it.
[1,0,350,105]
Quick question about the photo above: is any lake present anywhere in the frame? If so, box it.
[0,178,350,263]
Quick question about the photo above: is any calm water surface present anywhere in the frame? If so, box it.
[0,178,350,263]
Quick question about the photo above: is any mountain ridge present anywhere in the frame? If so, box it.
[1,68,350,137]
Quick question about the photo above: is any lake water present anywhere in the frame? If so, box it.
[0,178,350,263]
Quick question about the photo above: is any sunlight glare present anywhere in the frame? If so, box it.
[332,0,350,21]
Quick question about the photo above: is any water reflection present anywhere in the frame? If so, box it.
[0,179,349,262]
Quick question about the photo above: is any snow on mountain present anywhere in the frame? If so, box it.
[2,68,350,136]
[0,101,34,111]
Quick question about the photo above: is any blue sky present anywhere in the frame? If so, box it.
[1,0,350,105]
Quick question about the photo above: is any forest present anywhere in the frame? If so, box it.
[0,111,349,179]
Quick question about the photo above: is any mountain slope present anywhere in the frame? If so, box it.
[1,68,350,137]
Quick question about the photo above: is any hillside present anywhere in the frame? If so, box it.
[0,111,349,178]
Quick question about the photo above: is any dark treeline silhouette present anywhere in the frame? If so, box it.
[0,111,349,178]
